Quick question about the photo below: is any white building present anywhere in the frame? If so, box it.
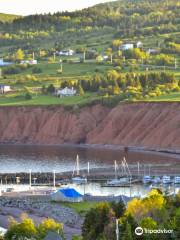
[120,43,134,50]
[59,49,74,56]
[0,85,11,94]
[136,41,143,48]
[0,226,7,236]
[56,87,76,97]
[20,60,37,65]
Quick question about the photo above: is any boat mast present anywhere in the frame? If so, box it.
[123,157,132,179]
[114,160,117,179]
[87,162,90,175]
[137,162,140,178]
[76,155,80,176]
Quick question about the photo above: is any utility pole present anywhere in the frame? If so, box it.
[174,58,177,70]
[0,68,2,78]
[53,52,56,62]
[137,162,140,178]
[59,59,63,73]
[116,219,119,240]
[29,169,32,189]
[53,170,56,189]
[87,162,90,175]
[110,53,113,64]
[32,52,35,60]
[83,50,86,62]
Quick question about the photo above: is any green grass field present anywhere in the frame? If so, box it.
[145,92,180,102]
[0,92,101,106]
[61,201,98,216]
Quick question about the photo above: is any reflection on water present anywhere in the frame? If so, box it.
[0,144,179,173]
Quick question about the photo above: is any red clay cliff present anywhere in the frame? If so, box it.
[0,103,179,150]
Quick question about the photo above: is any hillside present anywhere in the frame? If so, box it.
[0,13,20,23]
[0,0,179,51]
[0,0,179,106]
[0,103,179,150]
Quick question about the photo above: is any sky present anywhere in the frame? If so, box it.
[0,0,116,16]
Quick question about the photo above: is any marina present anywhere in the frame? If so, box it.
[0,144,179,198]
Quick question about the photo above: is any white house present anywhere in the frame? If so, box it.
[0,59,12,66]
[59,49,74,56]
[0,226,7,236]
[0,85,11,94]
[56,87,76,97]
[20,60,37,65]
[136,41,143,48]
[146,48,159,55]
[51,188,83,202]
[120,43,134,50]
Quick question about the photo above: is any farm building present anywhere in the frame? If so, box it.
[0,59,12,66]
[0,226,7,236]
[0,85,11,94]
[58,49,74,56]
[120,43,134,50]
[51,188,83,202]
[136,41,143,48]
[20,60,37,65]
[56,87,76,97]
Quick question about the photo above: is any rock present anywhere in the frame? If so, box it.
[0,103,179,149]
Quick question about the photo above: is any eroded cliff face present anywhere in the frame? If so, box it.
[0,103,179,150]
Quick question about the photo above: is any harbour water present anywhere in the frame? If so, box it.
[0,144,180,174]
[0,144,180,198]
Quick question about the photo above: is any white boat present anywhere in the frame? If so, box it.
[72,176,87,184]
[152,176,161,184]
[106,177,131,187]
[162,176,171,184]
[143,176,152,184]
[105,158,132,187]
[72,155,87,184]
[174,176,180,184]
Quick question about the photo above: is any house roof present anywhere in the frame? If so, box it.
[44,231,63,240]
[58,188,82,198]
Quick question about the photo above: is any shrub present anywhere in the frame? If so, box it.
[25,92,32,100]
[32,67,42,74]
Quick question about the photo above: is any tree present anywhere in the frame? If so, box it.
[110,200,125,218]
[140,217,157,229]
[25,92,32,100]
[5,216,37,240]
[122,223,133,240]
[37,218,64,239]
[15,49,24,62]
[77,83,84,95]
[46,84,55,94]
[5,216,64,240]
[112,39,122,49]
[82,203,113,240]
[96,55,103,63]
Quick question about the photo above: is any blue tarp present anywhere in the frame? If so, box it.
[59,188,82,198]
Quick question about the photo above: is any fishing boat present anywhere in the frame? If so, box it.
[152,176,161,184]
[174,176,180,184]
[143,176,152,184]
[142,164,152,184]
[103,158,132,187]
[162,176,171,184]
[72,155,87,184]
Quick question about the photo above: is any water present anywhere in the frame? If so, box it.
[0,144,179,174]
[0,144,179,197]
